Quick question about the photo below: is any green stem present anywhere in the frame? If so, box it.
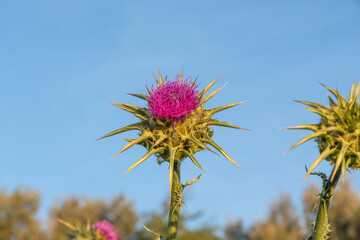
[167,160,182,240]
[311,167,341,240]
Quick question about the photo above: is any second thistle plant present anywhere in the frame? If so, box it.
[58,219,119,240]
[286,81,360,240]
[100,69,247,240]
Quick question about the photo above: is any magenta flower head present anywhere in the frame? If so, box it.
[147,75,200,123]
[92,220,118,240]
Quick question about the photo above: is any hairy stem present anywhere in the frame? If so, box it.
[167,160,182,240]
[312,167,341,240]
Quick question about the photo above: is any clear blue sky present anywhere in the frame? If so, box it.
[1,0,360,231]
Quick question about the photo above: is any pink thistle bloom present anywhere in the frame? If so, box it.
[92,220,119,240]
[147,75,201,123]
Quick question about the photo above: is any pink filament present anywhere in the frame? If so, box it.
[92,220,118,240]
[147,75,200,122]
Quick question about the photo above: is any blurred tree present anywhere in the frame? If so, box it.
[328,181,360,240]
[248,194,302,240]
[4,183,360,240]
[224,219,248,240]
[50,194,137,240]
[302,182,320,236]
[0,188,47,240]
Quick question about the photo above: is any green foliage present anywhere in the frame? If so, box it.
[0,188,47,240]
[248,194,302,240]
[1,184,360,240]
[224,220,248,240]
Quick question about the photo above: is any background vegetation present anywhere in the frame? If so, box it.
[1,181,360,240]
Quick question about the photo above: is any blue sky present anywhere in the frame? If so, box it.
[1,0,360,231]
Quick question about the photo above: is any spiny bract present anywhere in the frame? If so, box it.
[286,81,360,182]
[99,69,247,191]
[58,219,118,240]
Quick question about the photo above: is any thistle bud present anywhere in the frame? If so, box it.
[286,81,360,182]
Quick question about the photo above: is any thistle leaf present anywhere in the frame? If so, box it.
[144,82,151,94]
[186,134,215,153]
[305,107,329,119]
[330,108,345,124]
[325,126,346,134]
[180,149,205,172]
[296,100,328,111]
[202,138,242,170]
[349,80,356,101]
[183,174,202,188]
[332,85,347,109]
[206,120,250,131]
[336,90,346,109]
[321,83,347,104]
[111,102,148,121]
[158,68,163,85]
[111,103,148,121]
[178,67,184,84]
[153,133,168,147]
[283,124,319,132]
[327,94,337,107]
[199,76,221,100]
[57,219,76,231]
[331,143,348,181]
[286,131,326,153]
[98,123,142,140]
[302,147,336,182]
[128,93,147,101]
[208,101,246,117]
[191,75,199,88]
[203,83,227,103]
[348,82,360,110]
[153,72,159,86]
[122,148,163,175]
[114,103,143,112]
[355,81,360,104]
[113,133,151,158]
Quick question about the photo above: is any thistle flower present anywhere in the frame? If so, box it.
[286,81,360,182]
[92,220,118,240]
[99,69,247,191]
[58,219,118,240]
[147,75,201,123]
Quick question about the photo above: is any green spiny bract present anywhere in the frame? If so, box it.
[58,219,108,240]
[99,70,248,191]
[286,81,360,182]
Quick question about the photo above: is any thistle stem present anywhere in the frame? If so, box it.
[311,167,341,240]
[167,160,182,240]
